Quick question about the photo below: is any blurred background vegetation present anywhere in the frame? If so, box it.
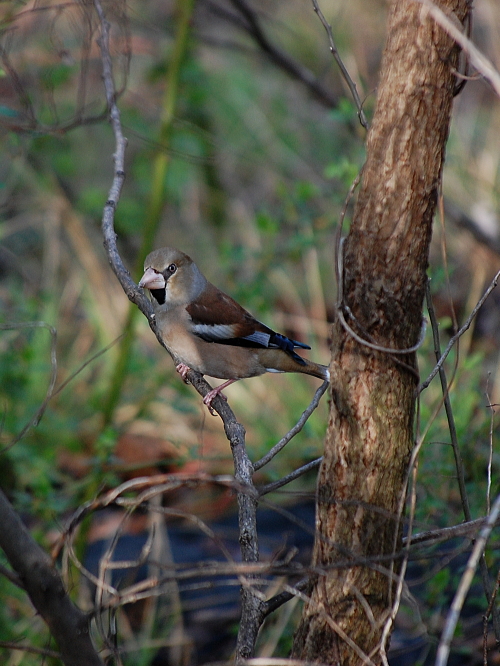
[0,0,499,663]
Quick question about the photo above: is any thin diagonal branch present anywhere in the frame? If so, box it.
[0,322,58,452]
[419,270,500,391]
[258,457,322,496]
[426,281,500,640]
[418,0,500,97]
[253,380,328,471]
[425,282,470,519]
[0,642,61,660]
[223,0,339,109]
[311,0,368,128]
[436,493,500,666]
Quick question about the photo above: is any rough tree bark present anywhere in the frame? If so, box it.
[0,489,104,666]
[292,0,470,664]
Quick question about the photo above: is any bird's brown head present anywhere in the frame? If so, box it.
[139,247,206,308]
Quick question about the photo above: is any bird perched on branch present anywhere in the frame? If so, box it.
[139,247,329,411]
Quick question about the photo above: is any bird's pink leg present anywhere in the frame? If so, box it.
[176,363,192,382]
[203,379,239,410]
[176,364,238,415]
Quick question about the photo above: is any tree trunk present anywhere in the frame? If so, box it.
[293,0,470,663]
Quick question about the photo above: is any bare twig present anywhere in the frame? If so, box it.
[418,0,500,97]
[94,546,436,604]
[338,303,427,356]
[94,507,156,646]
[283,583,378,666]
[61,474,266,635]
[61,469,500,632]
[93,1,249,416]
[379,439,418,665]
[406,514,500,547]
[425,282,471,521]
[0,562,23,588]
[93,1,135,302]
[58,473,247,549]
[258,457,322,496]
[222,0,339,109]
[260,578,310,620]
[336,239,427,362]
[420,270,500,392]
[335,169,363,276]
[253,380,328,471]
[377,369,445,662]
[215,656,327,666]
[484,569,500,663]
[311,0,368,129]
[0,322,57,452]
[0,488,104,666]
[485,379,495,515]
[51,336,123,399]
[436,493,500,666]
[231,418,266,662]
[0,642,61,659]
[0,326,123,455]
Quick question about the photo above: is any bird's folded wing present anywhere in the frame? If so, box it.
[186,283,310,361]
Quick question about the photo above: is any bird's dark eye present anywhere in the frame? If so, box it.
[167,263,177,274]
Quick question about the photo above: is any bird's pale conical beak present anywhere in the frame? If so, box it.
[138,267,166,290]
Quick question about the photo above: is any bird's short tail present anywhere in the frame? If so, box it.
[297,358,330,381]
[259,348,329,381]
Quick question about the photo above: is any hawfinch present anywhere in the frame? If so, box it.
[139,247,329,409]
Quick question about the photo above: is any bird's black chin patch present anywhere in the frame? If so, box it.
[151,288,166,305]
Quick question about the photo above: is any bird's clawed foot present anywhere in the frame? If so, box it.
[203,385,228,416]
[176,363,192,383]
[176,365,238,415]
[202,379,238,415]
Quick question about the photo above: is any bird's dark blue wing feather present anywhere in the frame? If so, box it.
[186,283,310,365]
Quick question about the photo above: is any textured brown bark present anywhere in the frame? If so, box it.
[293,1,470,664]
[0,489,104,666]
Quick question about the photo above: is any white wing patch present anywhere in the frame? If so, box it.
[192,324,271,347]
[242,331,271,346]
[193,323,237,341]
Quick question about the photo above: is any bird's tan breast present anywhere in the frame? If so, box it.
[155,310,266,380]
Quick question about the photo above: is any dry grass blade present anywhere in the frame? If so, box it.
[418,0,500,96]
[435,493,500,666]
[0,322,57,451]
